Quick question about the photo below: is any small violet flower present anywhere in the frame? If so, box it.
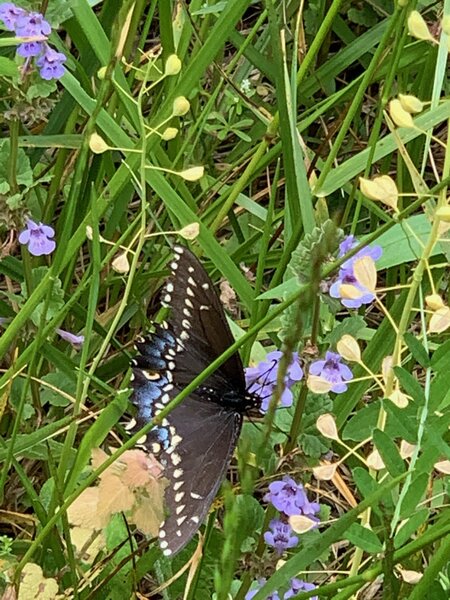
[264,519,298,555]
[284,579,318,600]
[245,580,280,600]
[245,350,303,413]
[36,46,66,80]
[264,476,320,518]
[0,2,25,30]
[0,3,66,80]
[56,329,84,350]
[309,351,353,393]
[330,235,382,309]
[18,219,56,256]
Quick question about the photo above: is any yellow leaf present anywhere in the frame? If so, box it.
[67,487,101,530]
[337,334,361,362]
[70,527,106,563]
[353,256,377,292]
[18,563,59,600]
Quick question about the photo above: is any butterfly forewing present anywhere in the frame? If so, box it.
[129,245,257,556]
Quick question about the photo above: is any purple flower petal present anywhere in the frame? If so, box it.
[56,328,84,349]
[18,219,56,256]
[16,41,44,57]
[0,3,26,30]
[309,351,353,395]
[36,46,66,81]
[15,11,51,37]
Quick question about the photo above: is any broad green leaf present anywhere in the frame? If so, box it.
[373,429,405,477]
[399,473,429,519]
[0,56,18,77]
[403,332,430,368]
[346,523,383,553]
[431,338,450,372]
[394,508,429,548]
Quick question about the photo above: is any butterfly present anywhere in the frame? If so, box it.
[130,245,260,556]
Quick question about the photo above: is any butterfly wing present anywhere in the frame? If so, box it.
[129,245,249,556]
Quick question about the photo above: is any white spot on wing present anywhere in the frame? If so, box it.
[176,504,185,515]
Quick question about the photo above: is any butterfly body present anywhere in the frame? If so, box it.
[130,245,259,556]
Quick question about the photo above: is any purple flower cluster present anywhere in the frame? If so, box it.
[18,219,55,256]
[264,476,321,518]
[330,235,382,309]
[245,578,317,600]
[245,350,303,413]
[262,476,320,556]
[309,351,353,393]
[0,3,66,80]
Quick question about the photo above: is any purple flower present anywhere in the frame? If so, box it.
[56,329,84,350]
[309,351,353,393]
[36,45,66,80]
[245,350,303,413]
[17,40,44,57]
[18,219,56,256]
[330,235,382,309]
[0,3,26,30]
[14,10,51,37]
[284,579,317,600]
[246,580,280,600]
[264,519,298,555]
[264,476,320,517]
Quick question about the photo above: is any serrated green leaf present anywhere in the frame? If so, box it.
[403,332,430,368]
[346,522,383,553]
[40,372,76,407]
[373,429,405,477]
[0,56,18,77]
[325,316,366,346]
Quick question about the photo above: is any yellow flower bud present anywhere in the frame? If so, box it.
[337,334,361,363]
[97,66,107,80]
[179,166,204,181]
[307,375,333,394]
[389,99,414,128]
[179,222,200,240]
[367,449,385,470]
[398,94,424,114]
[360,175,398,210]
[313,463,336,480]
[161,127,178,141]
[165,54,182,76]
[429,307,450,333]
[172,96,190,117]
[353,256,377,292]
[316,413,339,440]
[435,206,450,222]
[89,133,110,154]
[289,515,317,533]
[442,15,450,36]
[407,11,434,42]
[425,294,445,310]
[112,252,130,274]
